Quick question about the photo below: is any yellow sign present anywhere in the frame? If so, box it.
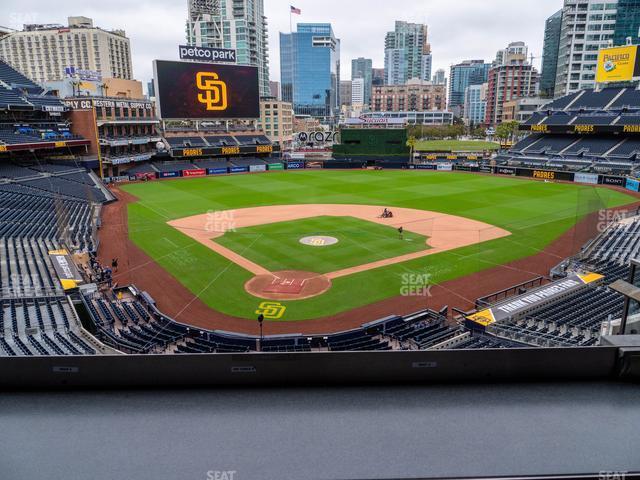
[256,145,273,153]
[54,141,66,148]
[196,71,228,111]
[0,145,7,152]
[221,146,241,155]
[183,148,203,157]
[533,170,555,180]
[573,125,594,133]
[623,125,640,133]
[530,124,548,133]
[466,309,496,327]
[596,45,639,83]
[256,302,287,320]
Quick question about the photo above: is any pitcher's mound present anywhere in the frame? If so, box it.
[245,270,331,300]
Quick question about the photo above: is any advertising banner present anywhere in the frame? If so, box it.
[178,45,237,63]
[268,163,284,170]
[207,167,228,175]
[153,60,260,120]
[601,175,625,187]
[574,172,599,185]
[286,162,305,170]
[249,164,267,173]
[182,168,206,177]
[518,169,575,182]
[159,171,180,178]
[230,166,249,173]
[497,166,516,176]
[415,164,437,170]
[134,172,155,181]
[596,45,640,83]
[436,163,453,172]
[626,178,640,192]
[48,249,84,290]
[479,165,493,173]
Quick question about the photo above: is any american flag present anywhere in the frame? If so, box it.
[290,5,301,14]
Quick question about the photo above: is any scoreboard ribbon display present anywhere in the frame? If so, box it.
[153,60,260,120]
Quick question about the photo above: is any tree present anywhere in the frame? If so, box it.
[495,121,519,142]
[406,136,417,162]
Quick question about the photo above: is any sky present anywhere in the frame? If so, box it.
[3,0,563,87]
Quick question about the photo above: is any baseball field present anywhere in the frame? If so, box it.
[118,169,636,322]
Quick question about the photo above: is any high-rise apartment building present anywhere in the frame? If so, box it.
[340,80,352,108]
[351,78,365,105]
[351,57,373,106]
[280,23,341,120]
[540,9,563,97]
[186,0,270,97]
[485,42,539,125]
[0,16,132,84]
[463,83,488,126]
[372,68,385,86]
[448,60,491,116]
[432,69,446,85]
[613,0,640,45]
[384,21,432,85]
[371,79,446,112]
[554,0,619,96]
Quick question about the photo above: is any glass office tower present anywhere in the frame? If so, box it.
[614,0,640,45]
[280,23,341,121]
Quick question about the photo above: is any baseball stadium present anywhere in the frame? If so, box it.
[1,57,640,358]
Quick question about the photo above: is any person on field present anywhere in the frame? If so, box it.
[398,226,404,239]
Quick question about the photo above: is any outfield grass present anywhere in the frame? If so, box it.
[215,216,428,274]
[122,170,636,321]
[415,140,500,152]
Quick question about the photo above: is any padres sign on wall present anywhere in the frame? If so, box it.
[153,60,260,120]
[596,45,640,83]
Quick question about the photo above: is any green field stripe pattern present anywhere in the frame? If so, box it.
[122,170,636,321]
[215,216,428,274]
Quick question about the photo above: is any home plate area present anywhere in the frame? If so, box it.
[245,270,332,301]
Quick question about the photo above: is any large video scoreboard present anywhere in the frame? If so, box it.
[153,60,260,120]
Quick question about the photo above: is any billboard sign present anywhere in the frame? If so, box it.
[179,45,237,63]
[574,172,599,185]
[601,175,625,186]
[153,60,260,120]
[596,45,640,83]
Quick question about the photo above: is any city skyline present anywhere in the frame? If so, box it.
[2,0,557,86]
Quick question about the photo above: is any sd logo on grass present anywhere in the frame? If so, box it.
[255,301,287,319]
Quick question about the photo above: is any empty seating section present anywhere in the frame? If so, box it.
[609,89,640,109]
[571,88,623,110]
[542,113,576,125]
[0,297,97,356]
[0,61,41,90]
[204,136,238,146]
[0,87,31,109]
[194,159,227,169]
[545,91,582,111]
[25,95,64,109]
[585,219,640,266]
[165,134,272,149]
[524,112,546,125]
[511,134,543,153]
[563,137,622,156]
[573,114,617,125]
[617,114,640,125]
[526,135,578,154]
[230,157,265,167]
[153,162,197,172]
[608,139,640,158]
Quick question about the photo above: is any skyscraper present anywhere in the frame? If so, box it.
[186,0,270,97]
[540,9,563,98]
[372,68,385,86]
[448,60,490,116]
[485,42,539,125]
[554,0,619,96]
[351,57,373,106]
[614,0,640,45]
[432,69,446,85]
[384,21,432,85]
[280,23,341,121]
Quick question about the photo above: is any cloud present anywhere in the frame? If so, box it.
[3,0,561,86]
